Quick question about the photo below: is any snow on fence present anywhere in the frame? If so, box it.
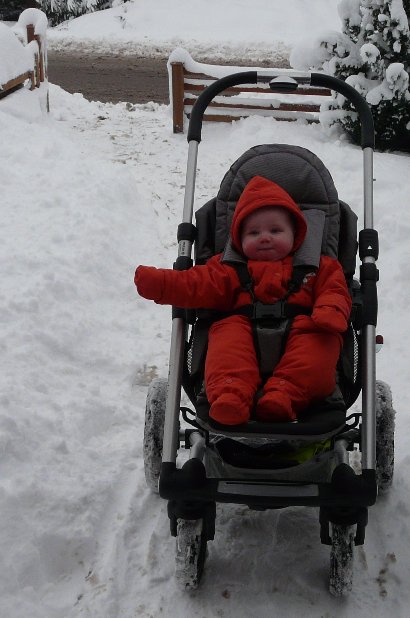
[168,48,332,133]
[0,9,48,105]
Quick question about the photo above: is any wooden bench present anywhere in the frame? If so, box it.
[169,51,331,133]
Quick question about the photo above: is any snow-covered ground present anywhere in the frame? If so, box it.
[1,2,410,617]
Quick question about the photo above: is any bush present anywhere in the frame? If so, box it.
[36,0,114,26]
[291,0,410,151]
[0,1,34,21]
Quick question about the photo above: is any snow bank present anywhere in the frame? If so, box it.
[0,22,32,86]
[0,85,46,120]
[46,0,340,60]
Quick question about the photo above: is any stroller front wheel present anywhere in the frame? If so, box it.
[175,518,208,590]
[329,523,355,596]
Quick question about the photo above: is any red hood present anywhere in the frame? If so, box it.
[231,176,307,255]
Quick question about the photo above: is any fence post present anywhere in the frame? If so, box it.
[171,62,185,133]
[29,69,35,90]
[26,20,49,109]
[35,35,45,82]
[26,23,35,43]
[26,24,40,87]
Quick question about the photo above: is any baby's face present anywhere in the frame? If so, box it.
[241,206,295,261]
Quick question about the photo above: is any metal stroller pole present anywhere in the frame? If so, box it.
[310,74,377,472]
[162,141,199,464]
[362,147,376,470]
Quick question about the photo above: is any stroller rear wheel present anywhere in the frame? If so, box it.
[375,380,395,493]
[175,518,208,590]
[329,523,355,596]
[143,377,167,492]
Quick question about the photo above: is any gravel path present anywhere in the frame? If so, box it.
[47,51,170,104]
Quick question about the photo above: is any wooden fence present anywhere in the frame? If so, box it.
[170,57,331,133]
[0,17,48,103]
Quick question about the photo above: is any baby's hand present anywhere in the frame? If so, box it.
[311,306,348,333]
[134,265,163,302]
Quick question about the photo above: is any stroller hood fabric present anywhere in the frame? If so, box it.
[213,144,341,258]
[230,176,307,255]
[195,144,358,277]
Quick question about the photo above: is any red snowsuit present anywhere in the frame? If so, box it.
[135,176,352,425]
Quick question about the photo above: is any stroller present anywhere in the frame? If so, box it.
[142,71,395,596]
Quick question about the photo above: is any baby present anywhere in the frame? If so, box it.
[135,176,352,425]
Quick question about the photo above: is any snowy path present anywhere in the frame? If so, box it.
[46,92,181,616]
[2,82,410,617]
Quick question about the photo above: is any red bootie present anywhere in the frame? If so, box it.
[209,393,250,425]
[255,390,296,423]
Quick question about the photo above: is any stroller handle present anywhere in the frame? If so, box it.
[188,71,258,143]
[187,71,375,150]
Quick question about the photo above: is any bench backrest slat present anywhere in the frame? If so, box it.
[170,59,331,133]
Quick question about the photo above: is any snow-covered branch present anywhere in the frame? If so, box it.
[290,0,410,149]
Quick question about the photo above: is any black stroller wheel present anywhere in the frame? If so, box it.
[175,518,208,590]
[375,380,395,493]
[329,523,355,596]
[143,378,167,492]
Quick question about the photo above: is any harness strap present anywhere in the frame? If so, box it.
[224,260,315,319]
[230,260,315,300]
[210,301,312,323]
[284,265,316,300]
[223,260,315,377]
[232,261,256,301]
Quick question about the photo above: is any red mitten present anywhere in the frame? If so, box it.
[311,306,348,333]
[291,314,315,332]
[134,266,164,302]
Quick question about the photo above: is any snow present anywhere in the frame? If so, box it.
[0,22,33,86]
[14,8,48,38]
[167,47,304,79]
[46,0,341,62]
[338,0,362,27]
[360,42,380,64]
[1,1,410,617]
[366,62,409,104]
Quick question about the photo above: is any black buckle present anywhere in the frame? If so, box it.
[253,301,285,320]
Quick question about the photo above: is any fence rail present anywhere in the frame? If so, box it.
[0,71,32,99]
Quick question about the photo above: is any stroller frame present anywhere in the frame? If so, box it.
[145,70,386,593]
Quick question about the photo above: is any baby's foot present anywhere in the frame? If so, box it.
[209,393,250,425]
[255,390,296,422]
